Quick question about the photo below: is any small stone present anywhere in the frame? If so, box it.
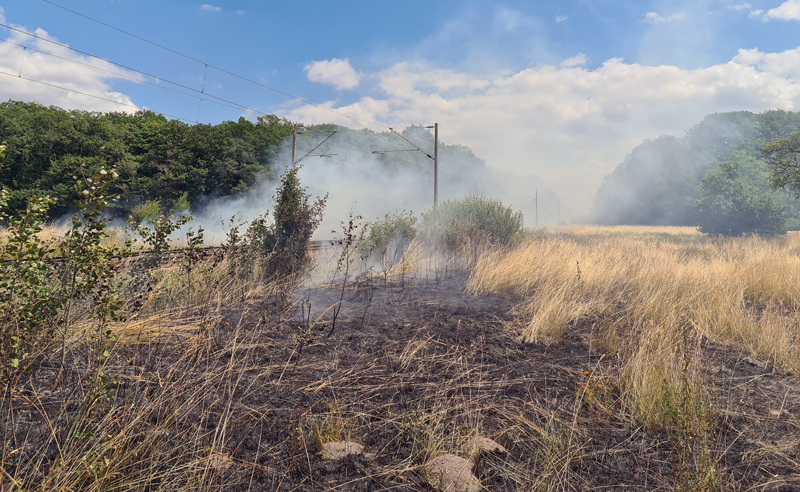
[207,452,234,471]
[426,454,481,492]
[321,441,364,460]
[465,436,507,456]
[742,356,768,369]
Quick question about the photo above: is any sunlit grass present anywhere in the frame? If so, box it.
[467,226,800,433]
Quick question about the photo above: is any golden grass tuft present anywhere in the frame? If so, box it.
[468,229,800,375]
[468,226,800,436]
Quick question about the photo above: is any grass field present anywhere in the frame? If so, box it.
[2,225,799,490]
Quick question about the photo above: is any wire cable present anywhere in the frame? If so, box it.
[0,70,195,123]
[0,28,275,118]
[4,10,439,170]
[40,0,395,130]
[297,131,337,163]
[5,10,440,166]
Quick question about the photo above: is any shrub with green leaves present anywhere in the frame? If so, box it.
[128,201,192,267]
[359,210,417,260]
[419,195,523,251]
[0,151,129,389]
[0,192,60,383]
[244,165,327,278]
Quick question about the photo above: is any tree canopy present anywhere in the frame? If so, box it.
[592,109,800,233]
[0,101,295,218]
[694,151,786,236]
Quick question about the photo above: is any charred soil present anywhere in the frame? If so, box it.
[5,270,800,491]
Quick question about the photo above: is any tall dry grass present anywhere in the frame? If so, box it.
[468,227,800,432]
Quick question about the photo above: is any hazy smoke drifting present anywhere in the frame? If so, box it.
[191,126,561,242]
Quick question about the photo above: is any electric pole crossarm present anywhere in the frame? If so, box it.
[297,131,337,164]
[389,128,434,160]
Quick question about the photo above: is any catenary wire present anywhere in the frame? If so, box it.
[3,11,438,167]
[0,70,195,123]
[0,28,275,118]
[41,0,395,131]
[1,23,438,162]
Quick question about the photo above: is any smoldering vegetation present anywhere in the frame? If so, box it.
[192,124,561,242]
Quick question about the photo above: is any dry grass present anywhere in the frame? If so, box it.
[4,226,800,490]
[467,226,800,440]
[468,228,800,374]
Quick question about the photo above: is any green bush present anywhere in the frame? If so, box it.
[359,210,417,259]
[419,195,523,251]
[242,165,327,279]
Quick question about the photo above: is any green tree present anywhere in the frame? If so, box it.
[762,129,800,198]
[695,151,786,236]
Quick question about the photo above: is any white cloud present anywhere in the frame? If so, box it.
[304,58,362,90]
[555,15,568,23]
[0,23,140,112]
[764,0,800,20]
[643,11,687,23]
[560,53,588,67]
[282,46,800,216]
[199,4,221,12]
[727,3,752,10]
[749,9,764,18]
[235,10,246,16]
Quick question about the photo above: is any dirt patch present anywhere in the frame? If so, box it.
[6,270,800,490]
[425,454,480,492]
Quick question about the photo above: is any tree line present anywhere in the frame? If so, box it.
[0,100,296,218]
[591,109,800,235]
[1,100,536,224]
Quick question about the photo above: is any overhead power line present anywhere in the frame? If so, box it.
[0,27,274,119]
[4,7,441,177]
[40,0,394,130]
[0,70,195,122]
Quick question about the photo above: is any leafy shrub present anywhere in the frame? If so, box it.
[419,195,523,251]
[128,203,192,267]
[232,165,327,279]
[359,210,417,260]
[0,191,59,383]
[0,155,128,389]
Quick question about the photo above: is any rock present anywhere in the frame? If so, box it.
[426,454,481,492]
[465,436,507,456]
[321,441,364,460]
[742,356,768,369]
[207,452,234,471]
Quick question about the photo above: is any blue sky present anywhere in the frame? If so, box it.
[2,0,800,214]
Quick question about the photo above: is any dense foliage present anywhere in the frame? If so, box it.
[420,195,523,251]
[243,165,328,277]
[695,151,786,236]
[0,100,294,218]
[763,129,800,198]
[592,109,800,234]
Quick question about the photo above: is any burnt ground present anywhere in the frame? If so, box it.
[219,271,800,490]
[5,269,800,491]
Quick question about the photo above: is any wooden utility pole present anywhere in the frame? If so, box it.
[291,128,297,166]
[535,187,538,228]
[434,123,439,205]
